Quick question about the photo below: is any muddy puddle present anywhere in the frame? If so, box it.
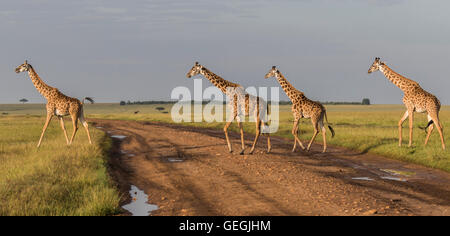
[111,135,127,140]
[351,168,416,182]
[352,177,374,181]
[122,185,158,216]
[380,176,407,182]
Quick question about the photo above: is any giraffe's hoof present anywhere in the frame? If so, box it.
[249,151,254,155]
[239,150,245,155]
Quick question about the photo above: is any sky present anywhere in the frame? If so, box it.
[1,0,450,104]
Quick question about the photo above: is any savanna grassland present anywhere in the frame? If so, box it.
[1,103,449,215]
[0,105,121,216]
[79,103,450,172]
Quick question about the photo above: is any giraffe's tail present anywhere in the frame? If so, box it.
[324,110,335,138]
[82,97,94,105]
[81,97,94,104]
[419,120,434,133]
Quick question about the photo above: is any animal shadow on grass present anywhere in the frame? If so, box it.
[348,138,398,156]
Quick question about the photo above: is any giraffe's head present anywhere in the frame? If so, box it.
[186,62,203,78]
[368,57,384,74]
[15,60,31,74]
[265,66,279,79]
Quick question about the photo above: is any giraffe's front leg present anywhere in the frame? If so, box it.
[223,121,233,153]
[249,119,261,155]
[237,121,245,155]
[291,119,305,152]
[37,113,53,148]
[58,116,70,145]
[398,110,409,147]
[69,113,79,144]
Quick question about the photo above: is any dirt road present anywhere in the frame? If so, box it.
[92,119,450,216]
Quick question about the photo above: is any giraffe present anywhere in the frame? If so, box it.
[368,57,445,150]
[186,62,271,155]
[15,60,94,147]
[265,66,335,153]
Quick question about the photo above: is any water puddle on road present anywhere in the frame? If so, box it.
[122,185,158,216]
[351,177,374,181]
[380,176,407,182]
[380,169,416,177]
[111,135,127,140]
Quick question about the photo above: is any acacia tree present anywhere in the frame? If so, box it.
[362,98,370,105]
[19,98,28,104]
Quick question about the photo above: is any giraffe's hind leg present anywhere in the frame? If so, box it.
[263,122,272,153]
[424,114,434,146]
[249,119,261,155]
[306,118,320,152]
[319,119,327,153]
[79,108,92,144]
[429,112,445,150]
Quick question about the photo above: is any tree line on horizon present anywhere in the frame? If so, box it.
[119,98,371,106]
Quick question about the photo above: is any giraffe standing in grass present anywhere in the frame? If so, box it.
[265,66,334,153]
[15,60,94,147]
[368,57,445,150]
[187,62,271,155]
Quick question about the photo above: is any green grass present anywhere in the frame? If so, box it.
[0,114,121,216]
[1,102,449,215]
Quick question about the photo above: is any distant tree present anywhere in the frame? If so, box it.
[120,101,126,106]
[19,98,28,104]
[362,98,371,105]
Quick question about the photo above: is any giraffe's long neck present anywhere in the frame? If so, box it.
[200,67,241,94]
[276,72,301,101]
[379,64,419,92]
[27,66,55,100]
